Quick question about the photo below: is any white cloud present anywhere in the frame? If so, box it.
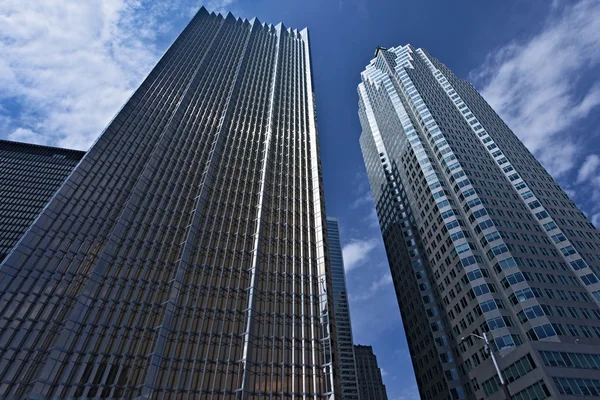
[364,206,381,230]
[342,237,379,271]
[577,154,600,183]
[592,213,600,229]
[350,191,373,209]
[370,271,392,289]
[574,154,600,216]
[349,272,392,301]
[585,177,600,208]
[348,171,381,230]
[7,127,50,145]
[206,0,235,14]
[563,187,577,200]
[0,0,237,150]
[470,0,600,178]
[349,171,375,209]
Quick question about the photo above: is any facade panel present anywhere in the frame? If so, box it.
[0,9,339,399]
[358,45,600,400]
[0,140,84,262]
[326,217,360,399]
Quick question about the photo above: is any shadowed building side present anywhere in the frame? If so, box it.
[0,140,84,263]
[354,345,387,400]
[326,217,361,399]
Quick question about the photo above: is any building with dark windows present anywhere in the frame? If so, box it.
[354,345,388,400]
[358,44,600,400]
[326,217,360,399]
[0,140,84,262]
[0,8,340,399]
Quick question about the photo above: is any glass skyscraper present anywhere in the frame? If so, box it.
[0,140,84,263]
[326,217,360,399]
[358,45,600,399]
[0,8,339,399]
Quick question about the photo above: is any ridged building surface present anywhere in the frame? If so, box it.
[358,45,600,399]
[0,8,339,399]
[0,140,84,263]
[353,345,387,400]
[326,217,360,399]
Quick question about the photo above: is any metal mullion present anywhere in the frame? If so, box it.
[200,27,275,396]
[187,42,255,395]
[285,34,301,400]
[240,29,276,397]
[192,22,254,389]
[137,18,252,397]
[225,30,279,394]
[237,23,284,398]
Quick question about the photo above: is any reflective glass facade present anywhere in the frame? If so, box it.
[353,345,387,400]
[326,217,360,399]
[0,8,339,399]
[0,140,84,262]
[358,45,600,400]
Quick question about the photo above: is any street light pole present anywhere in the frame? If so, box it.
[462,332,512,400]
[482,332,512,400]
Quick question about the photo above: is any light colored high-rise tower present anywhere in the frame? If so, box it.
[0,8,339,399]
[358,45,600,400]
[326,217,360,399]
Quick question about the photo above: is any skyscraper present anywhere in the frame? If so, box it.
[326,217,360,399]
[358,44,600,400]
[0,8,339,399]
[0,140,84,263]
[353,345,387,400]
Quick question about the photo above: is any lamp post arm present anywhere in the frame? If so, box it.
[483,332,512,400]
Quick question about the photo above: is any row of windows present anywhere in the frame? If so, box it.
[540,350,600,369]
[509,284,593,305]
[482,354,536,396]
[554,377,600,397]
[512,380,550,400]
[437,62,599,286]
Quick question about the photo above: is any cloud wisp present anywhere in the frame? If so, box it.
[470,0,600,178]
[577,154,600,184]
[349,271,393,302]
[0,0,236,150]
[349,171,375,209]
[342,237,380,271]
[574,154,600,226]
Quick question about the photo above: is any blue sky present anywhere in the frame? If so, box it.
[1,1,600,399]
